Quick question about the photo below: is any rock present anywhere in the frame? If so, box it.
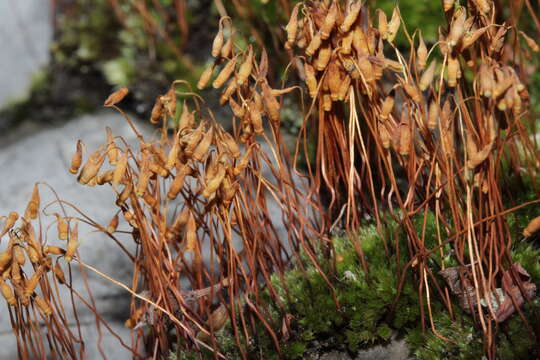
[0,111,151,359]
[0,0,52,108]
[317,338,410,360]
[0,110,312,358]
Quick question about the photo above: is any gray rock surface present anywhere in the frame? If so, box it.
[317,338,410,360]
[0,111,306,358]
[0,111,151,359]
[0,0,52,108]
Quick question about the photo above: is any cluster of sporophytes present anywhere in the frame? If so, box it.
[172,210,540,359]
[1,0,540,359]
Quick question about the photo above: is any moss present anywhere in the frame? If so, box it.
[171,204,539,359]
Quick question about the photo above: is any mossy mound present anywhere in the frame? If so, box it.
[172,202,540,359]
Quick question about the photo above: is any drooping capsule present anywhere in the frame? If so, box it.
[0,281,16,306]
[135,155,152,197]
[167,164,191,200]
[447,8,467,47]
[211,21,225,57]
[116,183,133,206]
[379,95,394,122]
[202,164,226,198]
[24,183,40,220]
[185,211,198,252]
[78,150,106,185]
[320,1,338,40]
[304,63,318,98]
[179,101,194,132]
[403,82,422,103]
[285,3,302,49]
[419,61,437,91]
[70,140,83,174]
[306,33,322,57]
[417,32,428,71]
[192,128,214,162]
[520,31,539,52]
[377,9,388,40]
[428,100,439,130]
[197,63,215,90]
[53,263,66,284]
[34,295,52,316]
[1,212,18,237]
[112,151,129,186]
[64,223,79,262]
[103,87,129,107]
[220,131,240,158]
[220,78,238,105]
[221,30,234,59]
[472,0,491,14]
[107,213,119,234]
[314,42,332,71]
[386,7,401,42]
[340,1,362,33]
[261,82,281,124]
[327,62,342,101]
[524,216,540,237]
[55,213,69,241]
[236,47,253,86]
[24,269,42,297]
[213,57,237,89]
